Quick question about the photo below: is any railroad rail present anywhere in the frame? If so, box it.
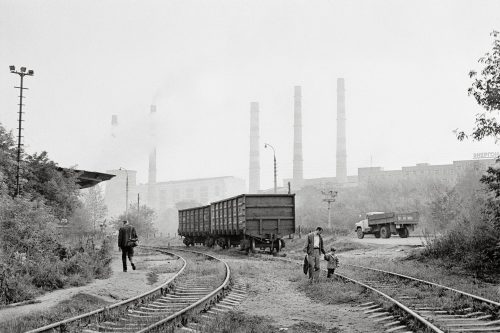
[26,247,234,333]
[269,254,500,333]
[339,264,500,333]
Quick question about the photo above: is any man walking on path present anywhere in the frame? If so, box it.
[118,220,138,272]
[303,226,326,281]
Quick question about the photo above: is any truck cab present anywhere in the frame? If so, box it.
[355,212,384,239]
[355,211,419,239]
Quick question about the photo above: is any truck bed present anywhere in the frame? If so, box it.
[367,212,419,226]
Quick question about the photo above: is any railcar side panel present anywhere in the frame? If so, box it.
[244,195,295,239]
[178,205,210,237]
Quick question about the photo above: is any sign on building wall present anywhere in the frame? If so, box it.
[473,152,499,160]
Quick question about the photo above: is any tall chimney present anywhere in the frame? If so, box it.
[111,114,118,138]
[148,105,157,207]
[336,78,347,183]
[249,102,260,193]
[293,86,304,188]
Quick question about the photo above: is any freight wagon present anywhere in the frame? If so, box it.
[178,194,295,253]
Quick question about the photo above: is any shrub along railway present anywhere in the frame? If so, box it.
[25,248,241,333]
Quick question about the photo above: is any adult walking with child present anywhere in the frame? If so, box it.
[303,226,326,281]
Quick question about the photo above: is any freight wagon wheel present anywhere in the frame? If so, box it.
[356,228,364,239]
[374,232,381,238]
[273,239,281,253]
[398,227,409,238]
[380,226,391,239]
[216,237,227,249]
[250,238,256,253]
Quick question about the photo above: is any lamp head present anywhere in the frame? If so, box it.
[9,65,15,72]
[28,70,34,75]
[20,67,26,73]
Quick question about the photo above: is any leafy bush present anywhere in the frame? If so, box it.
[0,196,113,305]
[418,162,500,278]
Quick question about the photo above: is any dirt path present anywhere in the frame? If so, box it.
[0,249,176,324]
[225,256,381,333]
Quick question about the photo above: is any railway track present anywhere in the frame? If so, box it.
[338,264,500,333]
[25,247,242,333]
[258,253,499,333]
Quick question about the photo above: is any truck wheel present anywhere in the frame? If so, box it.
[380,226,391,239]
[398,227,409,238]
[374,232,381,238]
[356,228,364,239]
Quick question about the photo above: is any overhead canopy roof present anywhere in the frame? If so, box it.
[58,168,115,189]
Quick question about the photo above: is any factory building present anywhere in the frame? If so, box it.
[283,157,496,191]
[104,171,245,230]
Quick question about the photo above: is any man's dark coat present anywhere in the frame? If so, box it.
[118,224,138,248]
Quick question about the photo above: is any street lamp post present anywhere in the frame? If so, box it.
[119,167,129,218]
[264,143,277,193]
[9,65,34,196]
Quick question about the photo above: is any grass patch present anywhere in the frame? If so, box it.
[198,311,278,332]
[0,293,110,333]
[345,253,500,302]
[147,271,159,285]
[296,274,371,304]
[199,311,339,333]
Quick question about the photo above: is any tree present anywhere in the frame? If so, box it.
[113,203,157,236]
[458,31,500,141]
[0,122,81,217]
[82,185,107,232]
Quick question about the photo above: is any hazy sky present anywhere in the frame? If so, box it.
[1,0,500,190]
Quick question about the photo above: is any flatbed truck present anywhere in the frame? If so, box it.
[355,212,419,239]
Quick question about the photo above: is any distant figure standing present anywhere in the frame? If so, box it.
[324,247,339,278]
[118,220,138,272]
[303,226,325,280]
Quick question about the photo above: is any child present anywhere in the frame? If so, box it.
[324,247,339,278]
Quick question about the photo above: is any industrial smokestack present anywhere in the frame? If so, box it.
[249,102,260,193]
[336,78,347,183]
[148,105,157,185]
[293,86,303,188]
[111,115,118,138]
[148,105,157,208]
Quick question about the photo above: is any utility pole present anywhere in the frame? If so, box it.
[9,66,34,196]
[322,190,338,230]
[137,193,140,226]
[119,167,129,218]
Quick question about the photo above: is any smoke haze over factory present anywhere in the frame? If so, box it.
[1,1,500,191]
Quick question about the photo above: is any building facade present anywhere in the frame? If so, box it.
[104,171,246,231]
[283,158,497,192]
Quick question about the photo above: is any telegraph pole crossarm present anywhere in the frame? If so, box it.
[322,190,338,230]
